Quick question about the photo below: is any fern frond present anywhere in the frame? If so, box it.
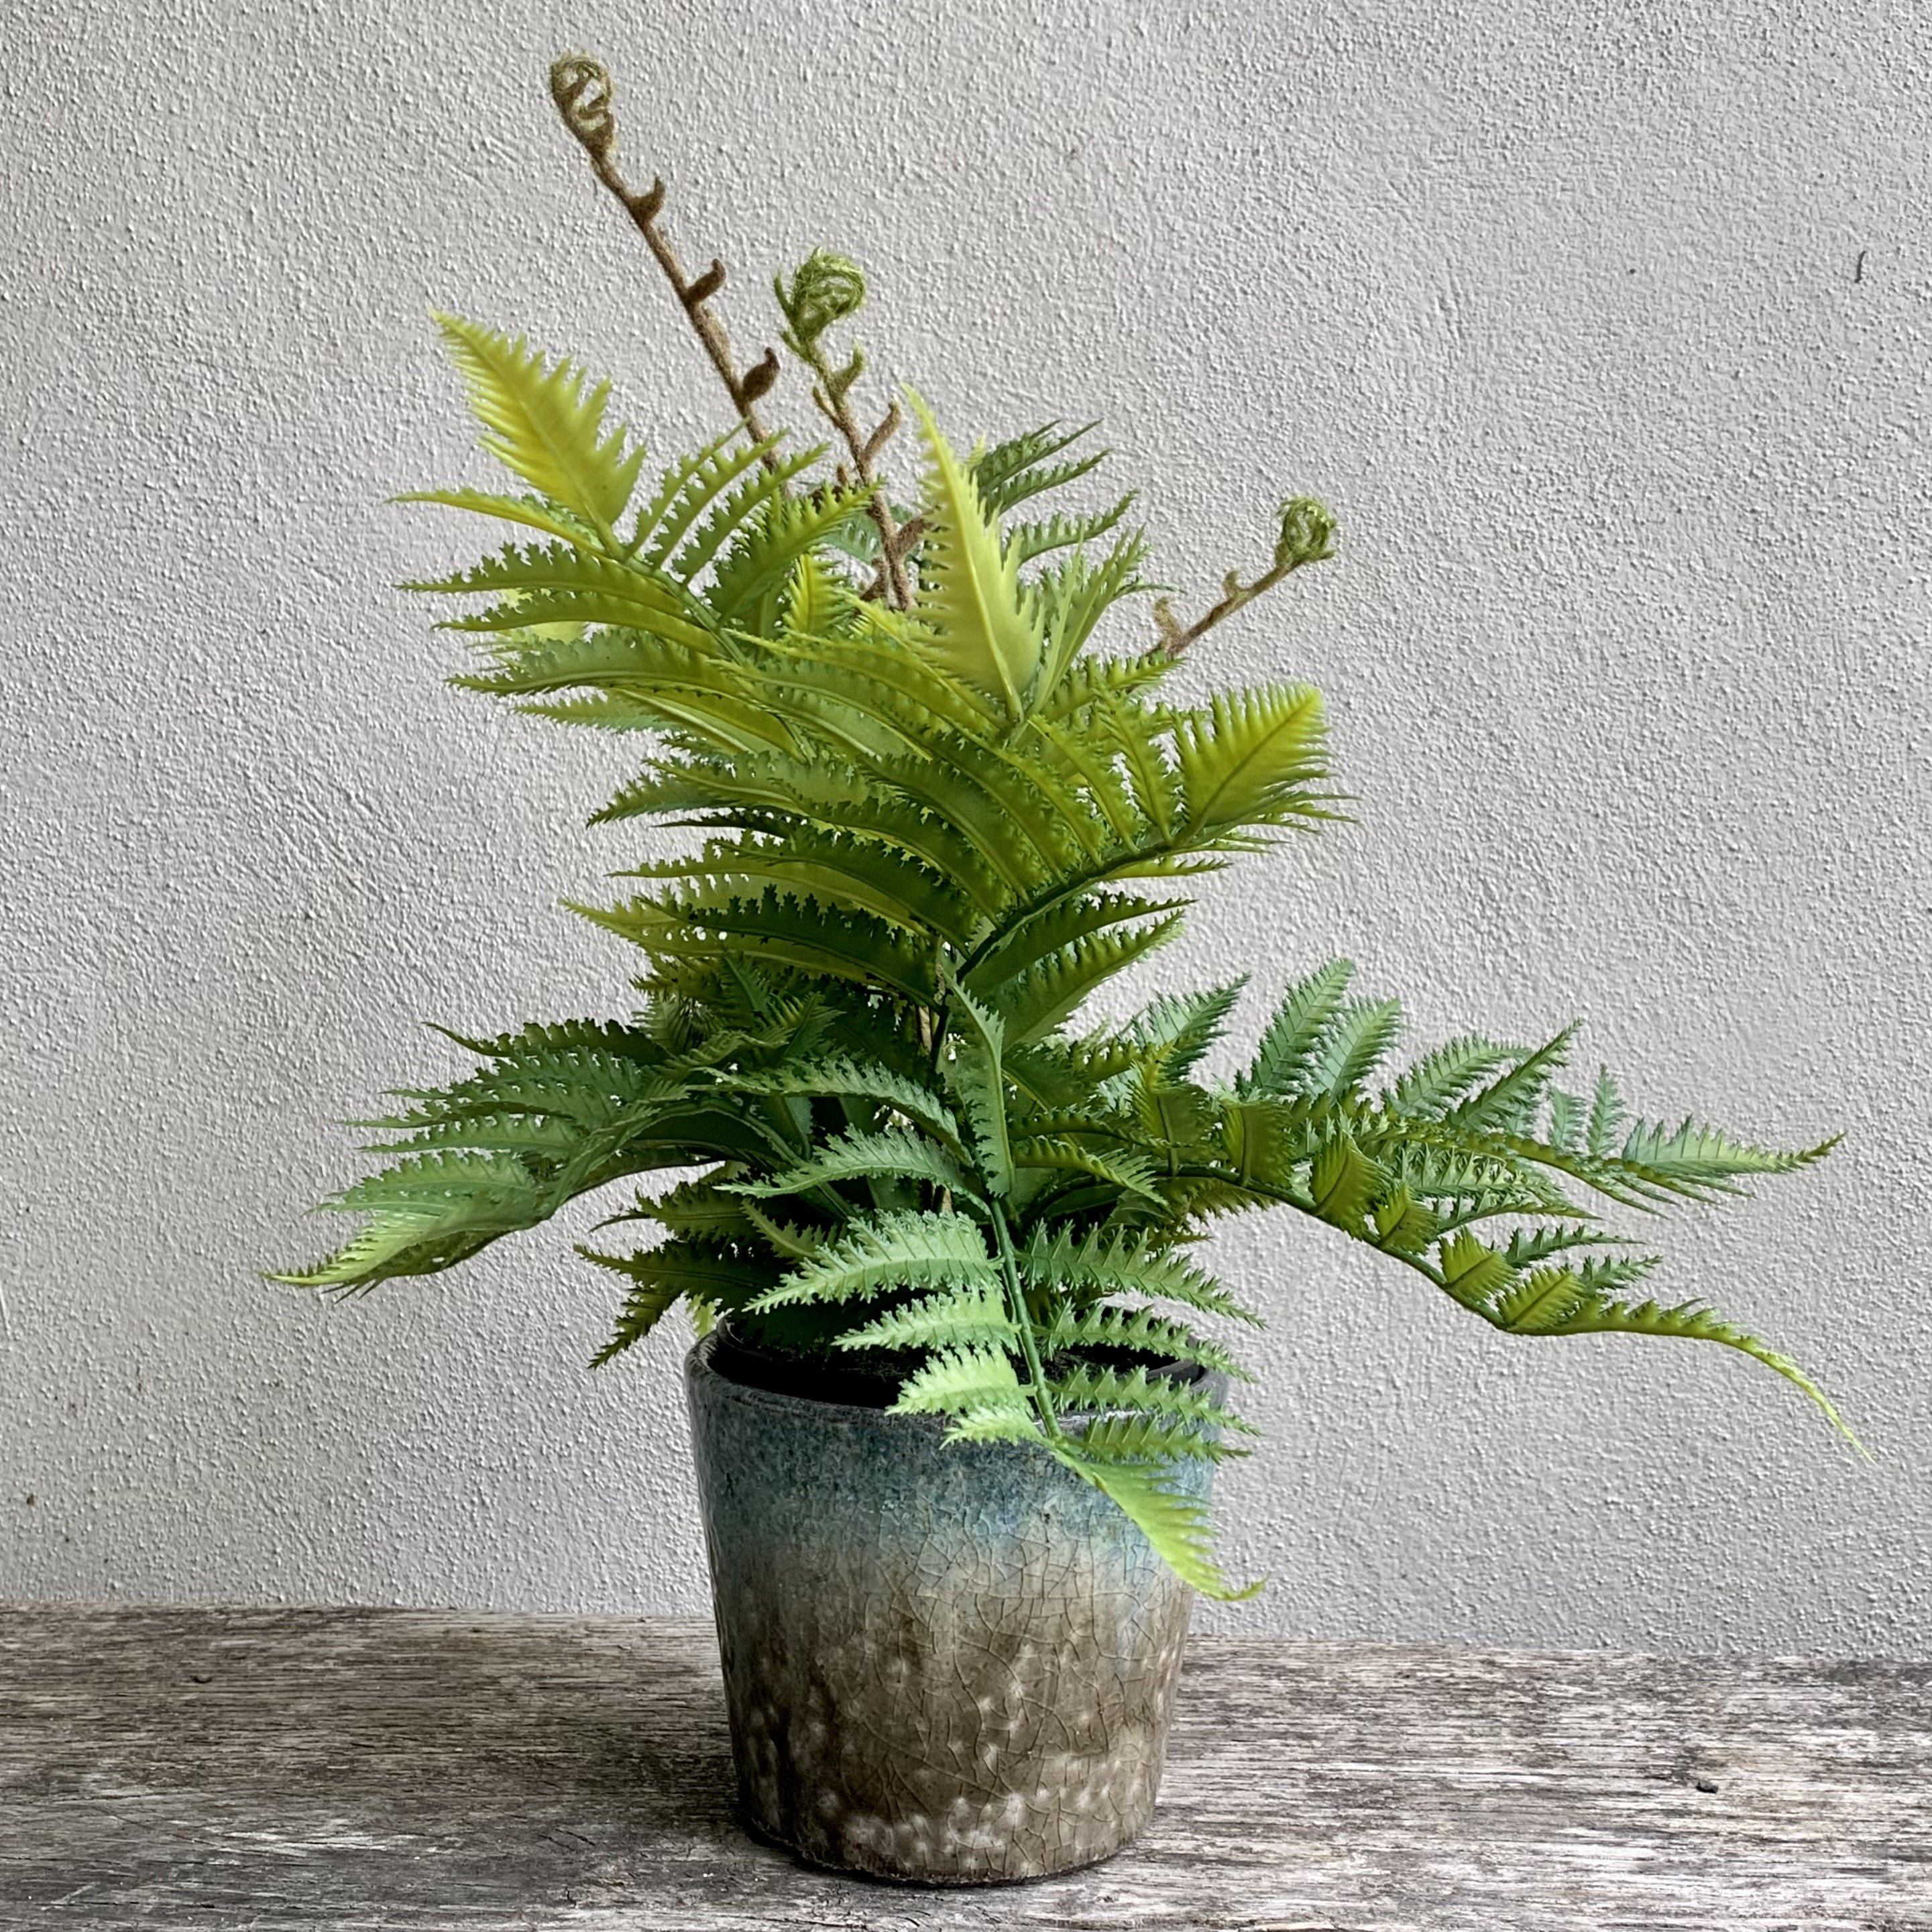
[1245,960,1355,1096]
[1048,1443,1257,1600]
[907,394,1044,713]
[846,1291,1018,1355]
[1304,1130,1388,1235]
[1386,1035,1519,1117]
[433,315,644,542]
[633,432,774,570]
[1174,683,1328,831]
[412,541,716,650]
[1585,1067,1626,1157]
[715,1058,964,1149]
[394,488,602,550]
[580,1240,775,1365]
[942,976,1015,1196]
[1004,919,1187,1048]
[1123,980,1247,1078]
[1006,496,1135,569]
[750,1210,999,1309]
[705,486,871,623]
[1442,1028,1576,1135]
[1614,1117,1836,1196]
[1041,1302,1245,1377]
[972,421,1106,514]
[730,1129,982,1208]
[270,1151,546,1292]
[887,1343,1030,1426]
[1310,998,1403,1099]
[1023,1226,1259,1322]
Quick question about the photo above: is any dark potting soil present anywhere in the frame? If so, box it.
[709,1316,1206,1410]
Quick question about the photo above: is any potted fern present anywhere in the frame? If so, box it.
[278,54,1851,1885]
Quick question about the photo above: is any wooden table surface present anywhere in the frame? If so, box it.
[1,1602,1927,1931]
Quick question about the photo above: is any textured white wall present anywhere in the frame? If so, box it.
[1,0,1926,1652]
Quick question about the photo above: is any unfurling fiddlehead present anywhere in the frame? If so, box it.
[775,249,913,608]
[1154,496,1339,655]
[549,54,783,465]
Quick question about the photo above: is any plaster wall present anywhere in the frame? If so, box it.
[2,0,1927,1650]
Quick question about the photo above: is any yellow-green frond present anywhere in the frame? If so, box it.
[907,392,1044,715]
[433,314,646,543]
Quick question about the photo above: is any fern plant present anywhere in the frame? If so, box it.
[275,56,1850,1600]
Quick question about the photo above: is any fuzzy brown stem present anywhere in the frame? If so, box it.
[549,56,784,473]
[814,387,911,608]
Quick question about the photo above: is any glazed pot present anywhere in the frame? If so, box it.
[684,1328,1210,1883]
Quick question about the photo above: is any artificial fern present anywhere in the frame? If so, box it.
[276,97,1850,1601]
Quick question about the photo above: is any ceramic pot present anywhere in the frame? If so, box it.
[684,1328,1209,1884]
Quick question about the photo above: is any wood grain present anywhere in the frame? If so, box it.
[1,1603,1926,1930]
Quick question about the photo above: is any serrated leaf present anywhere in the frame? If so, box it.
[433,315,644,541]
[907,394,1044,713]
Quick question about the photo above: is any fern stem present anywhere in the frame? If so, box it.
[549,56,786,475]
[991,1204,1066,1443]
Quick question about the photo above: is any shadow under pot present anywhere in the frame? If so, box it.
[684,1324,1217,1884]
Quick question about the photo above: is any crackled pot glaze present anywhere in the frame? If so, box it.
[684,1331,1207,1884]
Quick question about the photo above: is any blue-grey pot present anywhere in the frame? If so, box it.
[684,1330,1210,1884]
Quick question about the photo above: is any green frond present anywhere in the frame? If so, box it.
[750,1210,999,1310]
[410,541,717,650]
[1123,980,1247,1078]
[1031,532,1151,697]
[1048,1444,1257,1601]
[1310,998,1403,1098]
[1386,1035,1518,1117]
[730,1128,982,1208]
[716,1058,964,1149]
[575,887,935,1005]
[1615,1117,1837,1196]
[1006,496,1135,569]
[846,1291,1018,1356]
[1245,960,1355,1097]
[781,549,857,639]
[888,1343,1030,1424]
[665,447,825,588]
[1501,1223,1615,1268]
[1442,1028,1576,1135]
[1307,1131,1387,1236]
[972,421,1107,515]
[907,394,1045,713]
[1041,1302,1245,1377]
[967,893,1186,1011]
[1369,1183,1440,1254]
[433,314,644,543]
[941,976,1015,1196]
[270,1151,546,1292]
[996,915,1186,1047]
[1048,1363,1255,1434]
[1174,683,1328,832]
[1011,1135,1163,1209]
[1032,646,1173,726]
[632,432,774,569]
[394,488,602,551]
[580,1240,776,1365]
[1023,1226,1259,1323]
[707,491,871,626]
[451,628,794,756]
[1582,1067,1624,1157]
[1073,1408,1245,1465]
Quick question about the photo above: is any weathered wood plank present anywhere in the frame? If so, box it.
[0,1603,1926,1930]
